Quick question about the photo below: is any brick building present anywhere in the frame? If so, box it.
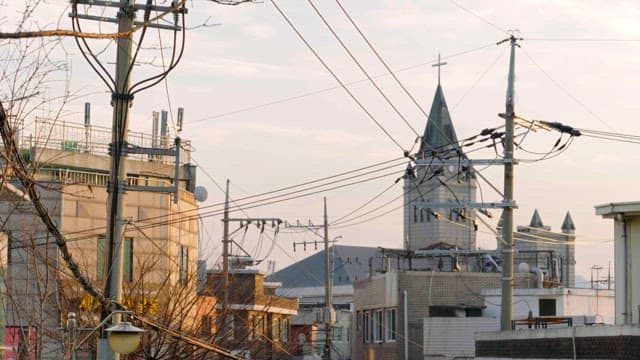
[203,269,298,359]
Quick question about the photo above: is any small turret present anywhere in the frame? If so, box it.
[561,211,576,234]
[529,209,545,228]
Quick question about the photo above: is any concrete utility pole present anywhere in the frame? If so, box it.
[285,199,335,360]
[500,34,518,331]
[323,197,333,360]
[99,1,134,359]
[222,179,231,309]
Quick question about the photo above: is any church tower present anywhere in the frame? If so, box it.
[403,83,477,251]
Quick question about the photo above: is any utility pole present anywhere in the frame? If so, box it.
[100,2,134,359]
[219,182,283,358]
[222,179,231,309]
[286,198,335,360]
[69,2,187,359]
[500,34,519,331]
[323,197,333,360]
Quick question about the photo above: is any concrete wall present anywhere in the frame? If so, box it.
[403,170,477,251]
[424,317,500,359]
[595,202,640,325]
[352,270,501,360]
[482,288,614,324]
[476,325,640,359]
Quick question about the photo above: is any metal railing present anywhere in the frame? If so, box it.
[37,167,174,188]
[24,118,191,164]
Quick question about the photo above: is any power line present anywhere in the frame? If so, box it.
[520,48,614,130]
[190,42,496,124]
[270,0,406,152]
[448,0,506,34]
[307,0,419,137]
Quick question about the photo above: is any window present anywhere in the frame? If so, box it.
[373,310,383,343]
[179,245,188,286]
[272,318,280,341]
[362,311,370,343]
[97,235,106,281]
[221,314,235,341]
[254,316,264,338]
[413,206,418,222]
[333,326,343,341]
[385,309,396,341]
[248,315,254,340]
[97,236,133,282]
[539,299,557,316]
[282,319,289,342]
[201,315,212,337]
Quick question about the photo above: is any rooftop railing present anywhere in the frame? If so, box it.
[22,118,191,164]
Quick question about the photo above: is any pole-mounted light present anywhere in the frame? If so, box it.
[105,321,144,355]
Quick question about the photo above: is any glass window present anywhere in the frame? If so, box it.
[282,319,289,342]
[97,235,133,282]
[273,318,280,341]
[362,311,369,343]
[123,237,133,282]
[385,309,396,341]
[97,235,106,281]
[373,310,383,342]
[254,316,263,338]
[539,299,557,316]
[179,245,188,286]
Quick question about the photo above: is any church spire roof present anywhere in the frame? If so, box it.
[561,211,576,231]
[529,209,545,228]
[418,84,460,156]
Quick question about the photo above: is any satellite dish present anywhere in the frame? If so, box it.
[194,186,208,202]
[297,333,306,344]
[517,262,530,273]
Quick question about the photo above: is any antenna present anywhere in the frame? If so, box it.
[177,107,184,132]
[84,102,91,127]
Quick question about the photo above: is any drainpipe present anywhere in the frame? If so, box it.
[532,268,544,289]
[403,290,408,360]
[617,214,631,324]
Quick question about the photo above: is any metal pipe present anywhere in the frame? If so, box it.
[403,290,408,360]
[532,267,544,289]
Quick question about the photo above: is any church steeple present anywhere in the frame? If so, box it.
[404,79,477,251]
[418,84,460,157]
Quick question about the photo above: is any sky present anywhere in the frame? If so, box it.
[3,0,640,286]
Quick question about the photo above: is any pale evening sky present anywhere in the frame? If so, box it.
[3,0,640,285]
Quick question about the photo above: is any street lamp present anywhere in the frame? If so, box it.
[70,310,144,357]
[105,321,144,355]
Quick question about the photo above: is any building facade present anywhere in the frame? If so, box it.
[203,269,298,360]
[1,118,201,358]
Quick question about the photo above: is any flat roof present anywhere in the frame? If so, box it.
[595,201,640,217]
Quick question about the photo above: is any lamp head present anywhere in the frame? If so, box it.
[105,322,144,355]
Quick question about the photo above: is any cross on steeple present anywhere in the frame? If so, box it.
[432,53,447,85]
